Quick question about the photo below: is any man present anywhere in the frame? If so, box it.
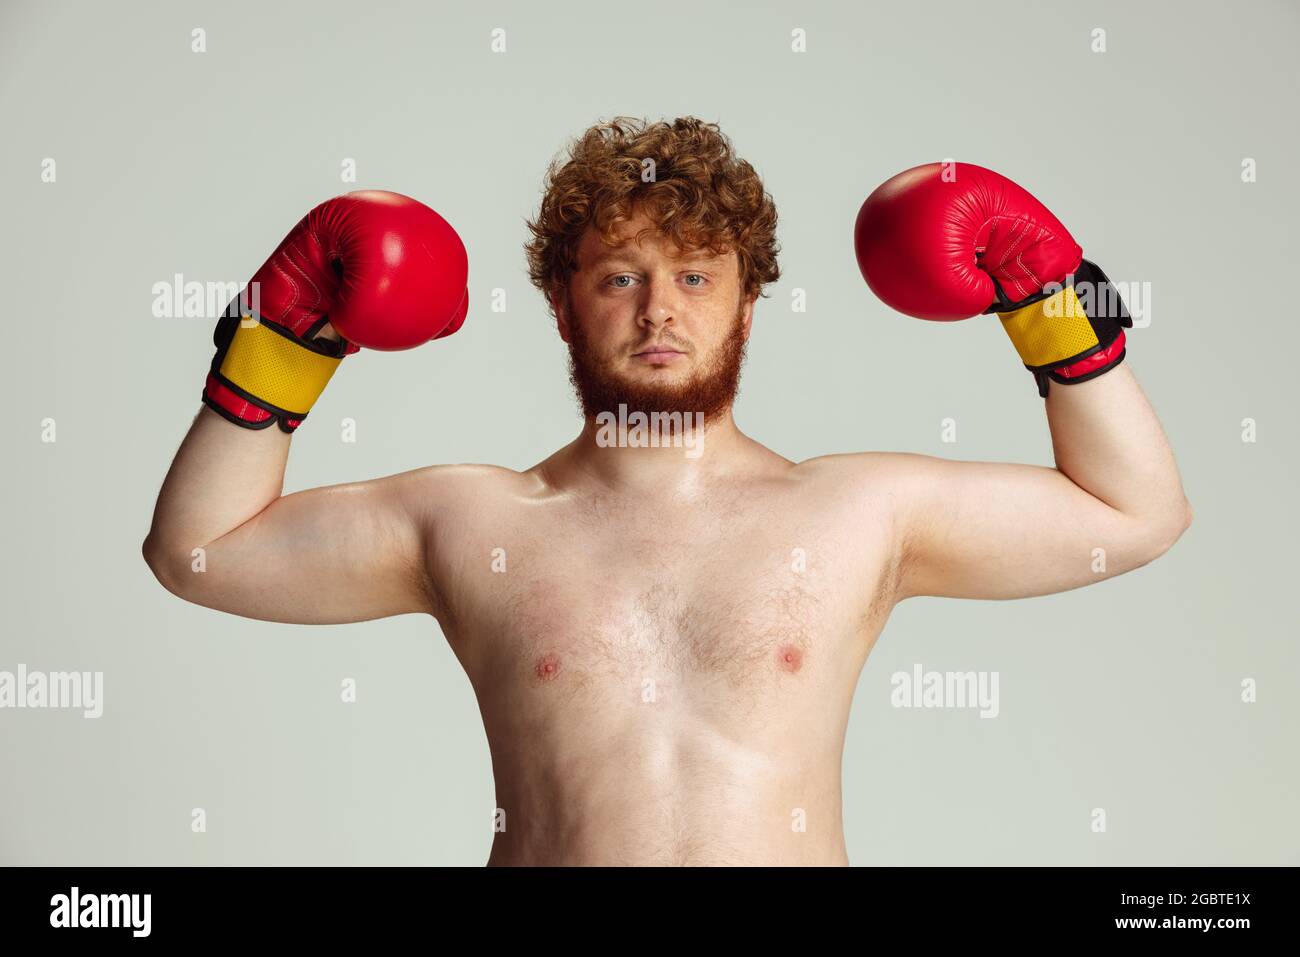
[143,117,1191,866]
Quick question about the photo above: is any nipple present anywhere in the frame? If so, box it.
[776,644,804,674]
[534,653,562,682]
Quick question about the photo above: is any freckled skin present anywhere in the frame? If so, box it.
[776,644,803,674]
[534,652,562,682]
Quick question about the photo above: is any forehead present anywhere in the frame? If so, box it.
[578,212,731,267]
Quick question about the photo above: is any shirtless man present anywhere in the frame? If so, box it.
[143,117,1192,866]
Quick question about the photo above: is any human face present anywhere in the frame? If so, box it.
[555,210,755,422]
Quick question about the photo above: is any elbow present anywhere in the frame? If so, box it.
[1170,498,1194,547]
[1143,499,1194,559]
[142,534,188,598]
[141,534,171,590]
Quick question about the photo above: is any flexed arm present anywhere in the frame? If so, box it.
[143,190,469,623]
[849,163,1190,601]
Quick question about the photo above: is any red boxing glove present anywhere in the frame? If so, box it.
[854,162,1131,396]
[203,190,469,431]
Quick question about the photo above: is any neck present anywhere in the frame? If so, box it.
[551,407,753,496]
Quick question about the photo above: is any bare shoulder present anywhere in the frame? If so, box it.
[792,450,934,499]
[791,450,942,557]
[782,452,935,615]
[403,462,537,495]
[396,463,544,521]
[393,464,544,618]
[787,451,927,547]
[790,449,961,561]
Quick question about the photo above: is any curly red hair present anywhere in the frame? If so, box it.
[525,116,780,313]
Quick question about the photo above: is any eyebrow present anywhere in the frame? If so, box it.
[588,251,725,267]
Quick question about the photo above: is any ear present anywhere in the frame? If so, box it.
[740,295,756,342]
[552,290,572,344]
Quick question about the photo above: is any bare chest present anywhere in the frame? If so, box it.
[438,496,896,700]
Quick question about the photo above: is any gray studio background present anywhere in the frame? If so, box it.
[1,0,1295,865]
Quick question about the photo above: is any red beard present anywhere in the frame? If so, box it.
[565,301,749,425]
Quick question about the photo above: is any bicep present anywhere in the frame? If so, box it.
[888,453,1162,601]
[161,468,435,625]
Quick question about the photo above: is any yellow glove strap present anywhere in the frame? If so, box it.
[998,284,1099,369]
[217,319,343,417]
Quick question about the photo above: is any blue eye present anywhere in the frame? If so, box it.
[684,274,707,286]
[609,275,635,288]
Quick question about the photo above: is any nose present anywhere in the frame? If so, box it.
[637,275,677,330]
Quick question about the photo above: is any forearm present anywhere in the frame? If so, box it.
[143,406,289,573]
[1045,363,1191,531]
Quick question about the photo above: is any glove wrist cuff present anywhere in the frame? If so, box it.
[202,311,346,432]
[992,260,1133,397]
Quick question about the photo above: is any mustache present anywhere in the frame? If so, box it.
[630,335,690,353]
